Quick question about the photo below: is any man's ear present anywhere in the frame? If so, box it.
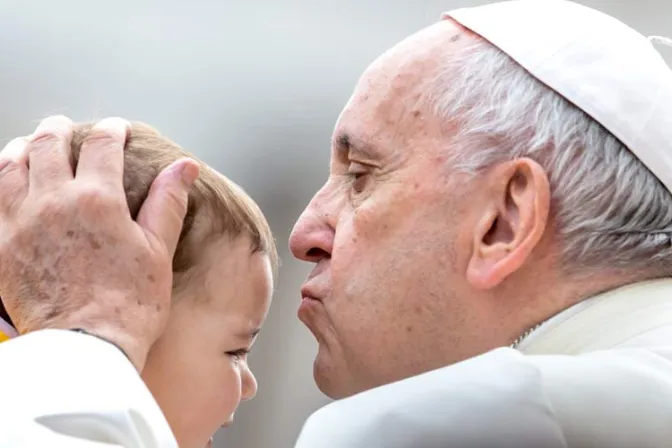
[466,158,550,290]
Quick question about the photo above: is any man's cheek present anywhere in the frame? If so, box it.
[349,205,397,244]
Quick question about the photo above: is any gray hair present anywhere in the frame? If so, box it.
[429,36,672,274]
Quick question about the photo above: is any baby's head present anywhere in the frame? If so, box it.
[71,122,277,448]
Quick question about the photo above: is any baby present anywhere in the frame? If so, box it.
[50,122,276,448]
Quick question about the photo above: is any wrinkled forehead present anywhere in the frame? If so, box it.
[334,20,467,151]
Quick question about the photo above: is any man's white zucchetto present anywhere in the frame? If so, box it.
[444,0,672,192]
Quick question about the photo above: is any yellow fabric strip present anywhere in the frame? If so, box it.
[0,330,11,343]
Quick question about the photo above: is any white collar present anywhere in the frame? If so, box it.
[516,279,672,354]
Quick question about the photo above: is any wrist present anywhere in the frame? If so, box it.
[13,310,154,371]
[69,328,132,362]
[64,325,149,372]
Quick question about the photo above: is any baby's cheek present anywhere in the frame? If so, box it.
[218,364,244,419]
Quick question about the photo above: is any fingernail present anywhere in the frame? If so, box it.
[179,160,200,186]
[31,115,73,140]
[92,117,131,139]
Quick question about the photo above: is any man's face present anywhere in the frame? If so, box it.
[289,22,490,398]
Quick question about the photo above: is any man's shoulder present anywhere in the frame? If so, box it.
[296,347,672,448]
[296,349,560,448]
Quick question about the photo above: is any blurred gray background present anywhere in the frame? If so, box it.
[0,0,669,447]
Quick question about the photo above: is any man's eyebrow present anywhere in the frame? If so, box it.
[336,132,378,159]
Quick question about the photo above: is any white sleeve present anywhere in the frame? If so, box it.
[294,347,672,448]
[0,330,177,448]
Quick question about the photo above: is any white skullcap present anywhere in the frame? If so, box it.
[443,0,672,192]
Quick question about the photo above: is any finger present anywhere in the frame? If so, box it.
[76,117,130,194]
[0,137,30,215]
[137,158,200,256]
[28,115,74,192]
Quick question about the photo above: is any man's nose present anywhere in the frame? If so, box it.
[241,366,258,402]
[289,203,334,263]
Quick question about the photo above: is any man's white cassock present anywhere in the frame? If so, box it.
[2,0,672,446]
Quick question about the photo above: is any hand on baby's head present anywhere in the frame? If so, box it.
[0,117,199,370]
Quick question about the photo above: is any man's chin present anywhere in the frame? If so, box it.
[312,349,363,400]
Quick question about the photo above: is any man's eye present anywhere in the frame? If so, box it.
[347,163,369,193]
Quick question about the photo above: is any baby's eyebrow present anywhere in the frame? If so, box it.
[237,327,261,340]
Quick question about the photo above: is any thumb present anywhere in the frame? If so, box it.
[137,158,200,256]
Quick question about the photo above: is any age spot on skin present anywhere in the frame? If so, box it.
[86,232,102,250]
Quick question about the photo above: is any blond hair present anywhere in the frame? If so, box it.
[70,122,278,290]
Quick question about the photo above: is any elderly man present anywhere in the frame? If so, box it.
[290,0,672,446]
[1,1,672,447]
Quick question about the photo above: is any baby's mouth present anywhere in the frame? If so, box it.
[207,417,233,446]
